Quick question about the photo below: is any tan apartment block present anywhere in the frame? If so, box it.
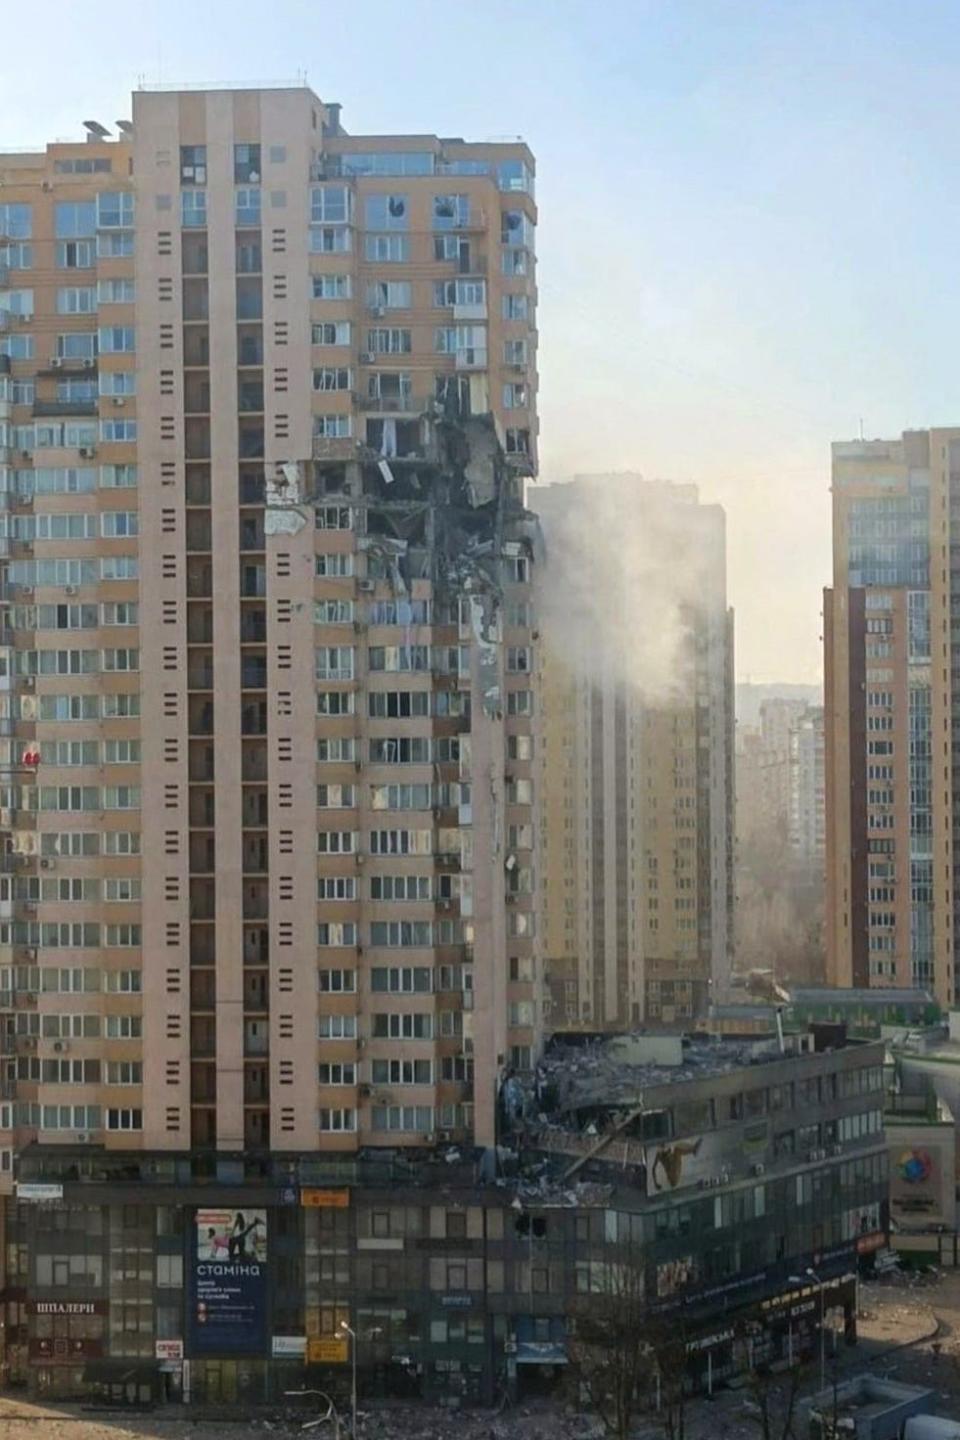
[0,85,541,1203]
[536,476,734,1029]
[825,430,956,1004]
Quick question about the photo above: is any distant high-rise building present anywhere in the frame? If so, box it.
[0,84,541,1394]
[789,706,825,865]
[825,430,950,999]
[537,476,734,1029]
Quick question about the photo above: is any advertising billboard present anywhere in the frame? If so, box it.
[188,1208,268,1356]
[890,1141,948,1225]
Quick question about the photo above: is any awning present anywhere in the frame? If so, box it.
[83,1360,158,1384]
[515,1342,567,1365]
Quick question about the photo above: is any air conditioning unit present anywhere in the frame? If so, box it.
[19,586,33,597]
[21,675,34,689]
[359,352,377,364]
[78,447,96,459]
[25,948,36,960]
[357,579,375,593]
[21,1036,37,1051]
[436,1129,452,1142]
[22,902,36,914]
[112,397,125,407]
[752,1162,765,1177]
[52,1040,69,1054]
[64,586,78,596]
[369,306,386,318]
[39,858,55,870]
[75,1132,92,1143]
[20,450,31,460]
[50,358,63,370]
[82,359,95,370]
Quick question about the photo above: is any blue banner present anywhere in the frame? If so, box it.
[188,1207,268,1355]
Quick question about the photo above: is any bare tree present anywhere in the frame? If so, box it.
[732,1323,809,1440]
[566,1242,688,1440]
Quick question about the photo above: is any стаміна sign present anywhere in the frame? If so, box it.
[187,1207,267,1356]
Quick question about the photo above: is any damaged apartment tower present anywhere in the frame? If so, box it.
[0,84,540,1395]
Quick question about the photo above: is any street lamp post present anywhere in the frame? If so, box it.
[340,1322,358,1440]
[807,1266,826,1395]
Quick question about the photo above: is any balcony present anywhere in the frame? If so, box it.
[359,393,417,413]
[313,435,358,461]
[33,399,97,417]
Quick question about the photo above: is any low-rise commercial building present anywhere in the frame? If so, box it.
[3,1024,887,1405]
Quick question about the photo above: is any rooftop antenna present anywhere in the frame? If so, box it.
[858,417,864,441]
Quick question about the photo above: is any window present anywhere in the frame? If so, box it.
[370,921,433,947]
[314,416,352,439]
[99,326,135,354]
[56,239,95,271]
[370,963,432,989]
[367,327,411,354]
[316,505,353,530]
[311,187,352,223]
[317,737,356,763]
[96,192,134,229]
[235,187,261,225]
[317,831,358,854]
[180,146,207,185]
[97,280,135,306]
[317,691,355,716]
[319,1108,356,1132]
[0,241,32,269]
[314,367,352,391]
[433,194,469,229]
[57,332,97,360]
[234,144,261,184]
[369,875,432,903]
[434,279,486,307]
[181,191,207,228]
[503,293,529,321]
[55,203,96,239]
[434,325,486,366]
[97,232,134,258]
[318,966,356,990]
[371,1105,434,1132]
[503,382,528,409]
[365,195,409,230]
[504,338,528,365]
[309,226,352,254]
[372,1013,433,1040]
[317,871,358,906]
[318,1063,356,1085]
[56,287,97,315]
[317,924,358,948]
[316,553,354,578]
[312,322,351,346]
[312,274,351,299]
[318,1014,357,1039]
[366,280,411,309]
[0,203,32,239]
[317,784,355,808]
[106,1108,142,1131]
[364,234,409,263]
[100,372,136,397]
[371,1058,433,1084]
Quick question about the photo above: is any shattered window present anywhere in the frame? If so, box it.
[432,194,469,229]
[365,194,409,230]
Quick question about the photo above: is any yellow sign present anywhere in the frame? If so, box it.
[307,1337,349,1364]
[301,1188,350,1209]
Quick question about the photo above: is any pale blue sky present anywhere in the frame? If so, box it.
[8,0,960,682]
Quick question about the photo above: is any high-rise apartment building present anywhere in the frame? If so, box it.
[0,85,540,1393]
[537,476,734,1029]
[788,706,825,866]
[825,431,953,1001]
